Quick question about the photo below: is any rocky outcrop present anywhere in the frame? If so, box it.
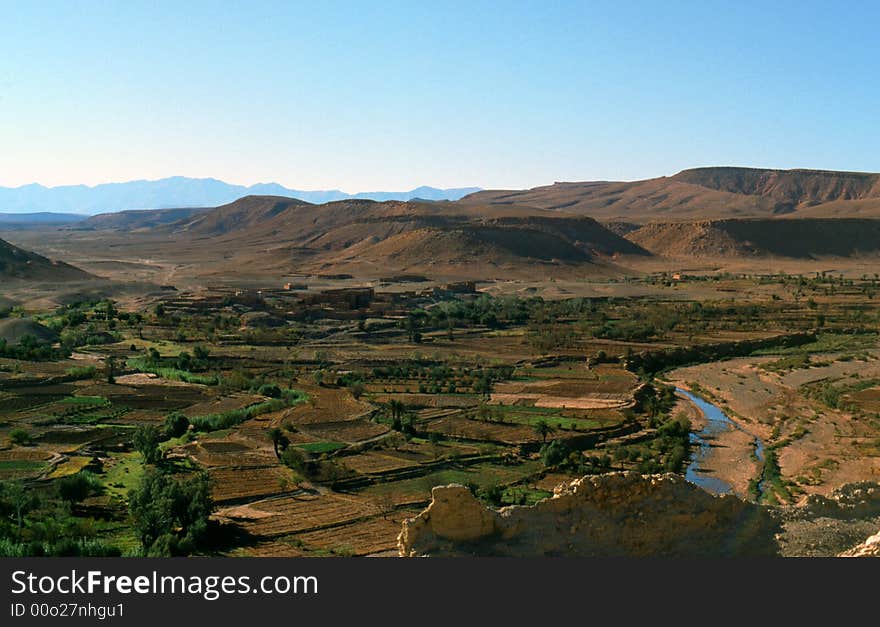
[398,472,781,557]
[792,482,880,520]
[778,482,880,557]
[840,531,880,557]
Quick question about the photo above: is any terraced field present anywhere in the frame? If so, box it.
[3,273,878,557]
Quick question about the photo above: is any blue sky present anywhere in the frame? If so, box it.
[1,1,878,191]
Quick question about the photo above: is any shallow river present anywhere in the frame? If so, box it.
[676,387,765,495]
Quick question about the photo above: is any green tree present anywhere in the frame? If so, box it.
[105,355,117,384]
[133,425,163,464]
[0,481,39,538]
[267,427,290,459]
[57,473,94,505]
[128,470,213,556]
[387,399,406,423]
[540,439,569,467]
[534,419,554,443]
[163,412,190,438]
[8,429,32,446]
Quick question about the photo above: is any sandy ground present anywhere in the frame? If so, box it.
[490,392,629,409]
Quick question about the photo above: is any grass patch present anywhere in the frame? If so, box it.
[759,448,791,505]
[0,460,46,472]
[126,357,219,385]
[494,411,603,431]
[46,456,93,479]
[100,452,144,501]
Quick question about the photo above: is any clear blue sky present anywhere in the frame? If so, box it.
[1,1,878,191]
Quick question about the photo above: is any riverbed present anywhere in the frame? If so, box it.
[676,387,764,497]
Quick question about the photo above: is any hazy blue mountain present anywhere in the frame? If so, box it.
[0,212,88,231]
[0,212,87,224]
[0,178,482,215]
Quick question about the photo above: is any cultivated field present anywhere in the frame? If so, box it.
[1,269,879,556]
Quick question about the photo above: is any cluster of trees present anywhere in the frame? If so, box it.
[382,400,417,435]
[625,333,816,377]
[0,335,66,361]
[128,346,219,386]
[326,362,515,396]
[44,300,126,349]
[633,383,678,422]
[537,439,613,474]
[0,478,120,557]
[126,406,213,556]
[128,470,213,556]
[142,345,211,372]
[132,413,191,463]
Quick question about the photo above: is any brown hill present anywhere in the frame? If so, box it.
[174,195,314,238]
[671,167,880,206]
[627,218,880,258]
[168,196,648,278]
[464,167,880,222]
[78,207,211,231]
[0,238,93,281]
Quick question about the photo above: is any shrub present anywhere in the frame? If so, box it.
[540,439,569,467]
[65,365,97,380]
[258,383,282,398]
[57,472,101,504]
[9,429,32,446]
[163,412,190,438]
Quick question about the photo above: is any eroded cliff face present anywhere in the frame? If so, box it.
[398,472,781,557]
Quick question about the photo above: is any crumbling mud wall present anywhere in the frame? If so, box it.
[398,472,781,557]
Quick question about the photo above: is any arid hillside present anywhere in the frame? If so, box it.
[13,175,880,285]
[160,195,650,278]
[464,167,880,221]
[627,218,880,258]
[0,237,93,281]
[77,207,211,231]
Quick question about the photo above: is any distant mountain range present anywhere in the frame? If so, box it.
[0,177,482,215]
